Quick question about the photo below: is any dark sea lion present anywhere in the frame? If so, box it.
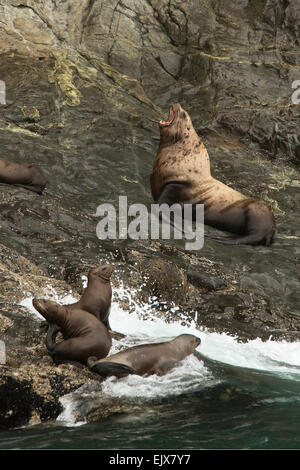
[150,103,276,246]
[0,158,47,194]
[46,264,115,345]
[87,334,201,378]
[67,265,115,329]
[32,299,112,365]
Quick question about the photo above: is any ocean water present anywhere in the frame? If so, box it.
[1,283,300,450]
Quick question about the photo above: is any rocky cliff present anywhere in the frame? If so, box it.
[0,0,299,430]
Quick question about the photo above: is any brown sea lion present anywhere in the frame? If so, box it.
[0,158,47,194]
[46,264,115,344]
[87,334,201,378]
[32,299,112,365]
[150,103,275,246]
[67,265,115,329]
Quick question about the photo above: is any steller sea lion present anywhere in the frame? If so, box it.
[46,264,115,344]
[87,334,201,378]
[32,299,112,365]
[67,265,115,329]
[150,103,276,246]
[0,158,47,194]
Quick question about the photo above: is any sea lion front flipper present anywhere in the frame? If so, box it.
[154,182,192,234]
[90,361,135,378]
[46,323,60,352]
[154,358,178,376]
[156,181,189,205]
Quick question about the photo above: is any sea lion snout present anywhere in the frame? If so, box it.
[189,334,201,348]
[32,298,46,314]
[32,298,59,317]
[173,334,201,352]
[30,164,47,185]
[92,264,115,280]
[21,164,47,194]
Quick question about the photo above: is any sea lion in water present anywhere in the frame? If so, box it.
[0,158,46,194]
[150,103,275,246]
[67,265,115,329]
[87,334,201,378]
[32,299,112,365]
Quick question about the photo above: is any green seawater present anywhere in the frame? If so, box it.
[1,372,300,450]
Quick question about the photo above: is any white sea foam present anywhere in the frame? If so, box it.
[111,283,300,373]
[101,353,211,400]
[57,394,86,427]
[197,330,300,375]
[19,278,300,376]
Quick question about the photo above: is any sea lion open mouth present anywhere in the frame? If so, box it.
[159,106,174,127]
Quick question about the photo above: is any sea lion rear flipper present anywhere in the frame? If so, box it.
[90,361,135,378]
[204,233,270,246]
[13,183,45,195]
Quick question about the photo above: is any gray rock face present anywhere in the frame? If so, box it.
[0,0,298,162]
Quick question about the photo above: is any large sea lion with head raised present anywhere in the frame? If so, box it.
[87,334,201,378]
[32,299,112,365]
[0,158,46,194]
[150,103,275,246]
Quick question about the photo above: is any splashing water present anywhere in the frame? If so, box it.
[19,277,300,427]
[20,278,300,378]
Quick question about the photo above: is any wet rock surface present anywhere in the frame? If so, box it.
[0,0,299,429]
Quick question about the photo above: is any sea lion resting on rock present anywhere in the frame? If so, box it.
[32,299,112,365]
[87,334,201,378]
[68,265,115,329]
[47,264,115,343]
[150,103,275,246]
[0,158,46,194]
